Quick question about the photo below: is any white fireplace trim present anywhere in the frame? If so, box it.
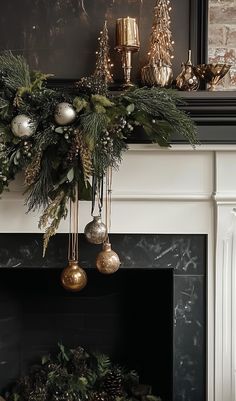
[2,144,236,401]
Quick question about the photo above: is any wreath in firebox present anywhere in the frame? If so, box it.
[5,344,161,401]
[0,51,197,272]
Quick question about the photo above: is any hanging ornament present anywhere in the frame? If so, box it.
[96,241,121,274]
[61,186,87,292]
[176,50,200,91]
[61,259,87,292]
[84,216,107,244]
[84,174,107,244]
[54,102,76,126]
[11,114,36,138]
[96,166,121,274]
[141,0,174,87]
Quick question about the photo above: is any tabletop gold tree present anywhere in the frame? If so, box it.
[142,0,174,87]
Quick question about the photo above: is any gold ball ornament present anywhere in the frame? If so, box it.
[54,102,76,125]
[84,216,107,244]
[61,260,87,292]
[11,114,36,138]
[96,242,121,274]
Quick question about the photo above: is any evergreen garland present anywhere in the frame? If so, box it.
[5,344,162,401]
[0,51,197,253]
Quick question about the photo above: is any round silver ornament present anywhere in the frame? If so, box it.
[11,115,36,138]
[84,216,107,244]
[54,102,76,126]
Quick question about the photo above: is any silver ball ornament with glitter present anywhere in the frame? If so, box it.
[11,115,36,138]
[84,216,107,244]
[54,102,76,126]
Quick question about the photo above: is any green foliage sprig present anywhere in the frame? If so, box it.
[0,52,197,253]
[5,344,162,401]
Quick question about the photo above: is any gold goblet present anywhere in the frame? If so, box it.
[195,63,231,91]
[116,17,140,88]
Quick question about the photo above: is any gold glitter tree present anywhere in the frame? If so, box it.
[147,0,174,67]
[141,0,174,86]
[93,20,113,84]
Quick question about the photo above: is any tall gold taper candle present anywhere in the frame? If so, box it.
[116,17,140,87]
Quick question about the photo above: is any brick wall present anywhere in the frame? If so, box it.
[209,0,236,89]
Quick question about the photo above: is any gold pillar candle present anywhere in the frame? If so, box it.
[116,17,140,50]
[116,17,140,87]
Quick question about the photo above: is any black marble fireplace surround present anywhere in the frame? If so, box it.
[0,234,206,401]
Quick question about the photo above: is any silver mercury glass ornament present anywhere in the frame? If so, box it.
[84,216,107,244]
[54,102,76,126]
[11,114,36,138]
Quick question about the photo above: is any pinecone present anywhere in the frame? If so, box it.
[76,76,108,96]
[103,368,124,399]
[70,346,88,374]
[75,130,93,185]
[25,151,42,186]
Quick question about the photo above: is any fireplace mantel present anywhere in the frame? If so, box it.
[1,142,236,401]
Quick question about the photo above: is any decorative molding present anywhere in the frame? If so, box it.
[214,205,236,401]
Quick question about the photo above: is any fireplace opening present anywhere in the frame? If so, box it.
[0,267,173,401]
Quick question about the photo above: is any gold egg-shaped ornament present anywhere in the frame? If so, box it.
[96,242,121,274]
[84,216,107,244]
[61,260,87,292]
[11,114,36,138]
[54,102,76,126]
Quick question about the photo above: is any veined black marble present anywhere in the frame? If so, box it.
[0,233,205,274]
[0,233,206,401]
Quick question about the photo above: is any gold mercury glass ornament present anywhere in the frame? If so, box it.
[115,17,140,87]
[96,242,121,274]
[61,186,87,292]
[61,260,87,292]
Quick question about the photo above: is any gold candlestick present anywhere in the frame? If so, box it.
[116,17,140,88]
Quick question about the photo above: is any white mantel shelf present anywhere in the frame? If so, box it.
[1,143,236,401]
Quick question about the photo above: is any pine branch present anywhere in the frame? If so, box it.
[0,51,31,92]
[80,111,109,151]
[25,155,53,212]
[123,87,197,146]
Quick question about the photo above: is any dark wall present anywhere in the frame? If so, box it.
[0,0,190,81]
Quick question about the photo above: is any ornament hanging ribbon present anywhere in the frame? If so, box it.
[61,185,87,292]
[96,166,121,274]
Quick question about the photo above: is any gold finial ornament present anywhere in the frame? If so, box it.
[176,50,200,91]
[116,17,140,87]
